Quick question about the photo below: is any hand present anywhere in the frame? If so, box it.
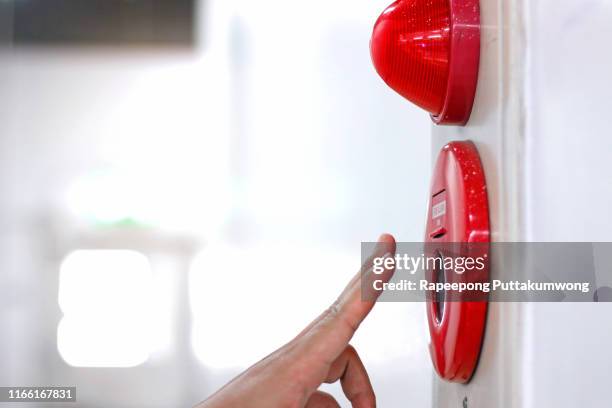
[196,234,397,408]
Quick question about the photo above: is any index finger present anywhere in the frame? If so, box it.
[297,234,396,365]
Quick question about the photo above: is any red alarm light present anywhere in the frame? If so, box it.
[370,0,480,125]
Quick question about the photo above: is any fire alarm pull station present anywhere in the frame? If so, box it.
[370,0,480,125]
[425,141,489,383]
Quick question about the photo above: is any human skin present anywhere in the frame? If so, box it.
[195,234,396,408]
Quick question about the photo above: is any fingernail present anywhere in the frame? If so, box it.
[375,236,387,251]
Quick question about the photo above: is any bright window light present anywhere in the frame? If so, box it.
[58,250,154,367]
[189,243,354,369]
[63,57,232,235]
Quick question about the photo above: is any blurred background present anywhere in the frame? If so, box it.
[0,0,432,406]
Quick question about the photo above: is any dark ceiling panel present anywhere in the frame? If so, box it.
[8,0,196,46]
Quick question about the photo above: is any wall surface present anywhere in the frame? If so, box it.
[523,0,612,406]
[431,0,612,407]
[430,0,526,406]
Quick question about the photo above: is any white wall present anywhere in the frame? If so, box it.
[430,0,526,406]
[431,0,612,407]
[524,1,612,406]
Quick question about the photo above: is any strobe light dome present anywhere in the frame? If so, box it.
[370,0,480,125]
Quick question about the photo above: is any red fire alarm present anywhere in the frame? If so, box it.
[370,0,480,125]
[425,141,489,382]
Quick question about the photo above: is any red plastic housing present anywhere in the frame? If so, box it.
[370,0,480,125]
[425,141,489,382]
